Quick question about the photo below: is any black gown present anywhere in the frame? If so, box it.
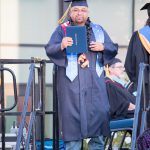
[125,31,150,128]
[105,77,135,119]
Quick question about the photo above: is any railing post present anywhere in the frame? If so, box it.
[131,63,146,150]
[53,64,59,150]
[40,60,46,150]
[0,64,6,150]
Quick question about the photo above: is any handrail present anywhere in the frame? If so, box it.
[0,67,18,112]
[16,63,35,150]
[0,58,59,150]
[131,63,148,150]
[0,58,52,64]
[25,111,36,150]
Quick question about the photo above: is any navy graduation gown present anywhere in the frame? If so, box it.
[45,22,118,141]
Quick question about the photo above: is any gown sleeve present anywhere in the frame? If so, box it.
[45,26,67,67]
[102,28,118,65]
[125,31,150,90]
[125,32,137,84]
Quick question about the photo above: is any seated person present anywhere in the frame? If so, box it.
[105,58,136,119]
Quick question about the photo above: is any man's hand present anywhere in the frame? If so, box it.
[61,37,73,50]
[89,41,104,51]
[78,54,89,68]
[128,103,135,111]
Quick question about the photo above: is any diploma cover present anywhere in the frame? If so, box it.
[66,26,88,54]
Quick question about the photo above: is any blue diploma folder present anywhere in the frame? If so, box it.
[66,26,88,54]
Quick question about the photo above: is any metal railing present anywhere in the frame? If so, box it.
[131,63,149,150]
[16,63,35,149]
[0,58,59,150]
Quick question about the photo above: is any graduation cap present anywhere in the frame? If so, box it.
[64,0,88,7]
[105,58,122,77]
[141,3,150,10]
[58,0,88,24]
[140,3,150,17]
[107,58,122,67]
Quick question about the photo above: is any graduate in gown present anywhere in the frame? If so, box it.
[125,3,150,128]
[45,0,118,149]
[105,58,136,119]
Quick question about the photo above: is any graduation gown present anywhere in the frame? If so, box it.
[105,77,135,119]
[45,22,118,141]
[125,31,150,91]
[125,31,150,128]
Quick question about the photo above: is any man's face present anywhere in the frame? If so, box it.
[109,62,125,79]
[69,6,89,25]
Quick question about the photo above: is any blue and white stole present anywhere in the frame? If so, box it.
[62,22,105,81]
[138,25,150,54]
[61,22,78,82]
[91,23,104,77]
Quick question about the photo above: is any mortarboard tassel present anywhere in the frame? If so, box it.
[58,2,72,24]
[105,64,112,79]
